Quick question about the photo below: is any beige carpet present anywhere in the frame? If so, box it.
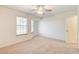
[0,36,79,54]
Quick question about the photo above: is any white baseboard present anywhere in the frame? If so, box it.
[0,33,36,48]
[38,34,66,43]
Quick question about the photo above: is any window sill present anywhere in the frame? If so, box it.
[16,33,28,36]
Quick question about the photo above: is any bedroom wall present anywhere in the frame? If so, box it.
[0,6,37,48]
[38,11,76,41]
[77,6,79,48]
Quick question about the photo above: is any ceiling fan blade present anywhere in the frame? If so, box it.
[45,9,53,11]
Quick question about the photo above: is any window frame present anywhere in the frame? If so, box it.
[31,20,34,33]
[16,16,28,35]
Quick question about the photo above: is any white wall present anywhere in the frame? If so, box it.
[38,11,76,41]
[78,6,79,39]
[77,6,79,48]
[0,6,37,48]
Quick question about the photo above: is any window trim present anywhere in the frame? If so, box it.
[16,16,28,35]
[31,20,34,33]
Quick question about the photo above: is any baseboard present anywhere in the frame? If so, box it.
[0,39,24,48]
[38,35,66,43]
[0,34,36,48]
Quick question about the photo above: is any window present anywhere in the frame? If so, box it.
[31,20,34,32]
[16,16,27,35]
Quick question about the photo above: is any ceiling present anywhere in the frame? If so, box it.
[4,5,77,17]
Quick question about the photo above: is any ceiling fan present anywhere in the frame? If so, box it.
[32,5,53,15]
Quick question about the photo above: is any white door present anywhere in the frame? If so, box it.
[66,15,78,48]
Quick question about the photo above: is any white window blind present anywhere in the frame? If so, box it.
[16,16,27,35]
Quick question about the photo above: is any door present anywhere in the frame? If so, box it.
[66,15,78,48]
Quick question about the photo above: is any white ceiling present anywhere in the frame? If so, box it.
[4,5,77,17]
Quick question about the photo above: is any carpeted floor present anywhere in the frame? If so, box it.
[0,36,79,54]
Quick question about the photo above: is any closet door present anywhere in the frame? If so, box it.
[66,15,78,48]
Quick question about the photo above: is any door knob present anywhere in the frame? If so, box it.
[66,30,68,32]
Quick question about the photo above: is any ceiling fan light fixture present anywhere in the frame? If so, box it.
[37,10,44,14]
[34,5,53,15]
[36,5,44,14]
